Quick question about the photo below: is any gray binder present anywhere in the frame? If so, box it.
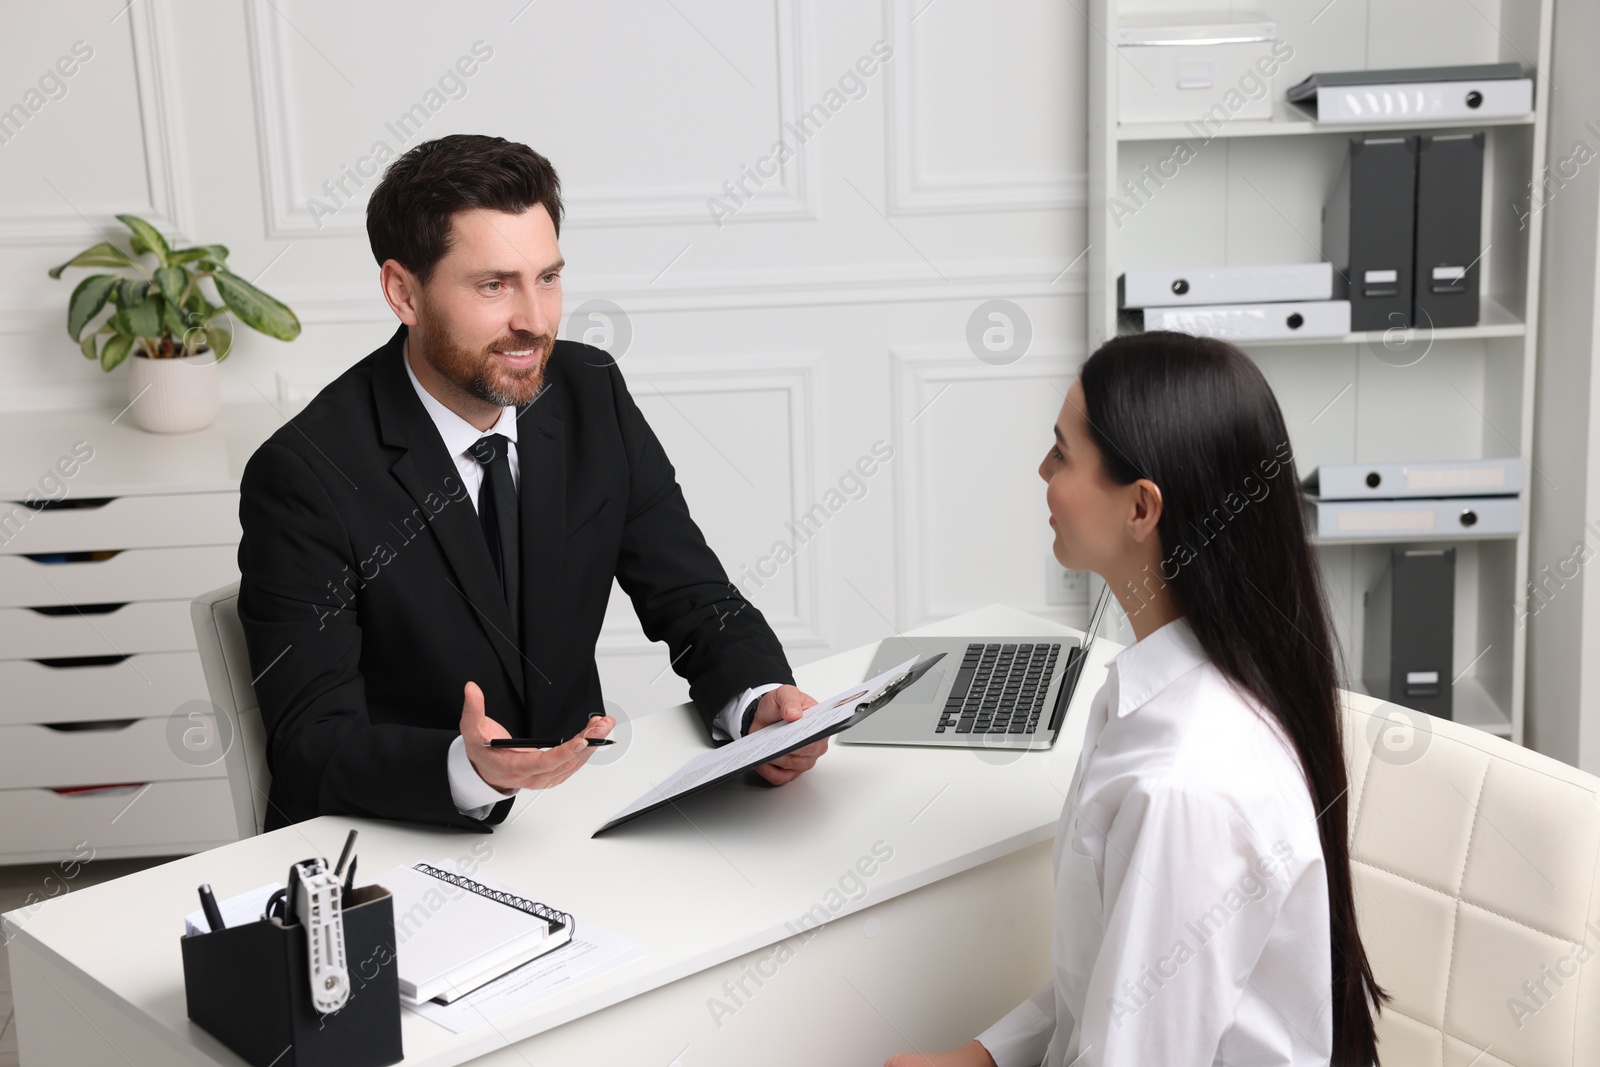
[1324,136,1418,331]
[1118,263,1334,308]
[1307,496,1522,540]
[1414,132,1485,328]
[1288,64,1532,124]
[1303,458,1522,500]
[1364,547,1455,720]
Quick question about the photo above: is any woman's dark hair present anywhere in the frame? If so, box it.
[366,133,563,287]
[1078,330,1387,1065]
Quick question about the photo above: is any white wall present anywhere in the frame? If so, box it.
[0,0,1090,719]
[1528,0,1600,773]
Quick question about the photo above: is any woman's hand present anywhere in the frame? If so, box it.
[884,1039,998,1067]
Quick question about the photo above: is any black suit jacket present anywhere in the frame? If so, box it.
[236,323,794,831]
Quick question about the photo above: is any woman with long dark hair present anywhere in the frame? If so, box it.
[886,331,1386,1066]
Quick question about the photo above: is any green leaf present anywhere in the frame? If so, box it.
[170,244,229,265]
[122,295,162,338]
[79,332,99,360]
[213,269,301,341]
[161,295,189,340]
[47,242,134,279]
[115,215,171,265]
[185,292,222,320]
[67,274,119,341]
[115,278,150,307]
[100,333,133,372]
[154,265,188,306]
[201,321,233,361]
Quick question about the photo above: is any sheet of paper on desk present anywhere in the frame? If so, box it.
[605,655,920,824]
[405,922,644,1034]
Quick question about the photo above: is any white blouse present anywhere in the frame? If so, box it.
[977,615,1334,1067]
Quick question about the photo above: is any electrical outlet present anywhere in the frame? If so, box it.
[1046,556,1089,606]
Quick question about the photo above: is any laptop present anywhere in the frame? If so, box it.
[841,586,1111,751]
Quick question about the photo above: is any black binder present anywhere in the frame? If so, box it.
[1414,132,1485,329]
[1324,136,1419,331]
[1363,547,1456,720]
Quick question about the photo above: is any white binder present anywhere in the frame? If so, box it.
[1307,496,1522,540]
[1140,299,1350,340]
[1120,263,1333,308]
[1303,459,1523,500]
[1311,79,1532,123]
[1287,63,1533,124]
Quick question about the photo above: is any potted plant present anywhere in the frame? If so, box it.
[49,214,301,433]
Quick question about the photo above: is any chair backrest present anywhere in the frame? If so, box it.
[1342,690,1600,1065]
[190,581,271,838]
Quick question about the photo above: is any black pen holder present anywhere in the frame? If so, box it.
[179,885,404,1067]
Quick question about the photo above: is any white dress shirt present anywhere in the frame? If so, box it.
[977,615,1333,1067]
[401,344,779,818]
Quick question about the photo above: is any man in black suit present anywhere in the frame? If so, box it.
[237,134,826,831]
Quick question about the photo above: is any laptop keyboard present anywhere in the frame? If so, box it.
[937,642,1060,735]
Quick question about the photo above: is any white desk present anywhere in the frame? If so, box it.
[4,604,1117,1066]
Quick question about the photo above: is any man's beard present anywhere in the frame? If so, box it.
[417,314,552,408]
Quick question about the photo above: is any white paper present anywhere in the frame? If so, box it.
[183,881,285,936]
[405,922,645,1034]
[603,655,921,826]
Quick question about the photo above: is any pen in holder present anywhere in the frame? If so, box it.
[180,883,403,1067]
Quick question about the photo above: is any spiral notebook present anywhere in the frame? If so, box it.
[374,860,574,1005]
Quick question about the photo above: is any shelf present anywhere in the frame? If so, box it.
[1116,101,1536,142]
[1310,529,1520,548]
[1354,676,1511,738]
[1239,297,1524,349]
[1453,677,1514,737]
[1119,297,1525,350]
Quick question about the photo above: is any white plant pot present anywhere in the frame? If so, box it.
[127,350,220,433]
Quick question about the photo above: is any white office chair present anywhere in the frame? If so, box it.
[1342,690,1600,1065]
[190,581,272,838]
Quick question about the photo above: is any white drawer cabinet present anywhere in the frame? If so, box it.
[0,403,280,865]
[0,601,197,659]
[0,492,240,554]
[0,653,208,726]
[0,545,239,607]
[0,780,240,864]
[0,719,225,789]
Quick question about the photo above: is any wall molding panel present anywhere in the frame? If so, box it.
[0,0,192,246]
[890,344,1082,629]
[244,0,818,238]
[883,0,1084,216]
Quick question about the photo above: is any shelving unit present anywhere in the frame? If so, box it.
[1087,0,1554,745]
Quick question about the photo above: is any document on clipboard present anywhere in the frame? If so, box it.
[593,653,946,836]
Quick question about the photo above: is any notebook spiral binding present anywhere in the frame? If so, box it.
[412,863,572,934]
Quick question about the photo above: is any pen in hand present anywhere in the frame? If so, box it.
[484,736,614,748]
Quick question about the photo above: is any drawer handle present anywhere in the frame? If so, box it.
[22,550,123,565]
[51,782,148,797]
[34,654,132,668]
[29,602,128,616]
[16,496,116,512]
[43,719,138,733]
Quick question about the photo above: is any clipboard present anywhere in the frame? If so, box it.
[592,653,947,836]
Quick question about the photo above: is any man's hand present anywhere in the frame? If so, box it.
[460,681,613,794]
[746,684,825,785]
[885,1040,997,1067]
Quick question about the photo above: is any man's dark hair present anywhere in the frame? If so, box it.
[366,133,563,288]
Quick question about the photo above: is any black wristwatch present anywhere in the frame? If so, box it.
[740,694,762,737]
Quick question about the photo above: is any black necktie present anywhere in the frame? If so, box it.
[468,433,519,638]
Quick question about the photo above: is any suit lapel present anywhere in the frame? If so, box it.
[373,326,526,704]
[515,396,566,715]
